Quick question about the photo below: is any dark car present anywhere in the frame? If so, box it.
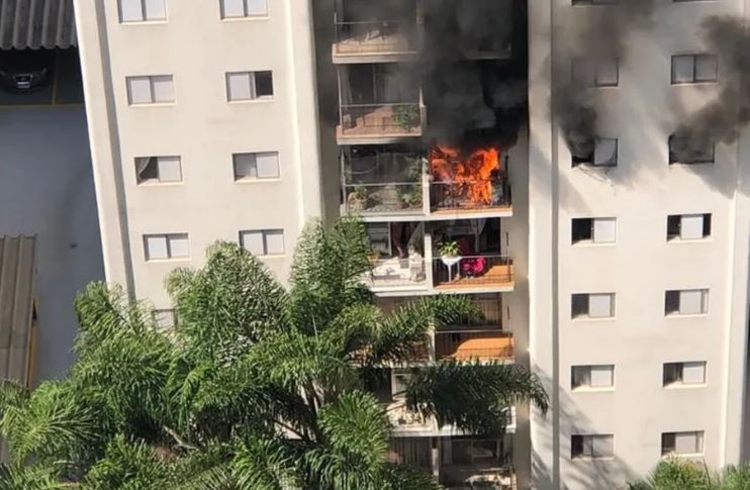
[0,49,55,92]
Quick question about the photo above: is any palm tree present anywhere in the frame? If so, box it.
[629,458,750,490]
[0,218,548,489]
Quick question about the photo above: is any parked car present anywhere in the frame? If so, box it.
[0,49,54,92]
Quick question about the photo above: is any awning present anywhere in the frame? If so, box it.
[0,236,36,386]
[0,0,77,50]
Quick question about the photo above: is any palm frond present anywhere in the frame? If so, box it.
[405,360,549,436]
[232,438,301,490]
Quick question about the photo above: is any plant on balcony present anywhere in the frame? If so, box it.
[392,105,420,131]
[347,184,369,212]
[0,218,548,489]
[438,240,460,258]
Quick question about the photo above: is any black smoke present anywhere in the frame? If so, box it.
[555,0,655,159]
[419,0,527,147]
[671,17,750,162]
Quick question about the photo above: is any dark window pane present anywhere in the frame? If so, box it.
[255,71,274,97]
[137,157,159,182]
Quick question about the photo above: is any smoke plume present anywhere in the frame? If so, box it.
[419,0,527,146]
[671,17,750,162]
[555,0,655,158]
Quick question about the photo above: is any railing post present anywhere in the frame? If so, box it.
[421,157,430,215]
[424,232,434,291]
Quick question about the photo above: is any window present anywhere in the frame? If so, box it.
[571,218,616,244]
[572,293,615,319]
[572,58,619,87]
[226,71,274,101]
[119,0,167,22]
[572,138,618,166]
[671,54,718,84]
[240,229,285,256]
[572,0,617,5]
[667,214,711,240]
[572,365,615,390]
[221,0,268,18]
[153,309,176,330]
[661,431,704,456]
[668,134,714,165]
[571,435,614,460]
[665,289,709,315]
[233,152,280,180]
[135,156,182,184]
[144,234,189,260]
[127,76,174,104]
[663,362,707,387]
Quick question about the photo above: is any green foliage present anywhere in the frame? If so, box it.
[628,459,750,490]
[0,218,547,488]
[437,240,460,257]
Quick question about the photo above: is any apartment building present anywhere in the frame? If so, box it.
[72,0,323,318]
[46,0,750,488]
[529,1,750,488]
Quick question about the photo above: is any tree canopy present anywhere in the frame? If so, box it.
[0,218,548,489]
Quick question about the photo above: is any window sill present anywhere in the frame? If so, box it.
[234,177,282,184]
[665,313,708,319]
[571,456,615,462]
[571,386,615,393]
[145,258,190,263]
[663,383,707,390]
[227,98,275,105]
[667,237,712,244]
[129,102,175,108]
[257,254,286,260]
[221,16,270,22]
[670,81,718,86]
[571,240,616,247]
[669,161,715,166]
[571,316,616,322]
[137,181,184,187]
[661,453,704,459]
[120,20,169,26]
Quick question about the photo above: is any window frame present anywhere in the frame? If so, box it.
[220,0,269,19]
[153,309,177,330]
[119,0,168,23]
[239,229,286,257]
[226,71,274,102]
[663,361,707,388]
[571,217,617,244]
[571,434,615,460]
[135,156,183,184]
[665,289,710,316]
[232,151,281,181]
[126,75,175,105]
[671,54,719,85]
[571,365,615,391]
[571,293,615,319]
[666,214,712,241]
[661,431,704,457]
[143,233,190,261]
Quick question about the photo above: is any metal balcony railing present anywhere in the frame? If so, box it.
[432,255,513,289]
[339,103,422,138]
[343,183,423,214]
[366,256,427,289]
[333,20,417,56]
[435,331,514,361]
[430,177,511,211]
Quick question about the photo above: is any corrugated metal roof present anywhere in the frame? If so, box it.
[0,236,35,386]
[0,0,77,50]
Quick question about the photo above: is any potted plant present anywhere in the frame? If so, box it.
[393,105,420,131]
[438,240,459,259]
[367,248,380,264]
[347,185,368,212]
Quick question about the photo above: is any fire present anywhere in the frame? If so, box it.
[429,146,501,205]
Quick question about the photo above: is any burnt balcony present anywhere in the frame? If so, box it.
[430,177,511,215]
[435,330,514,362]
[342,148,426,216]
[333,20,418,63]
[338,103,424,142]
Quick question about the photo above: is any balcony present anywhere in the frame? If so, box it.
[435,330,514,362]
[337,103,424,143]
[342,148,425,217]
[430,177,512,216]
[333,20,418,63]
[365,222,428,294]
[433,255,513,293]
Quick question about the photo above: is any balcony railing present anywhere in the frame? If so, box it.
[430,177,511,212]
[366,256,427,290]
[433,255,513,290]
[339,103,423,139]
[333,20,417,56]
[386,402,433,432]
[435,331,514,361]
[343,183,423,215]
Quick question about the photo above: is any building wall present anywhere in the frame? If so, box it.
[73,0,323,307]
[529,1,750,488]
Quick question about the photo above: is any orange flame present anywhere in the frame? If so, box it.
[429,146,501,205]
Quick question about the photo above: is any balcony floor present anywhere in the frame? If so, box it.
[434,264,514,291]
[337,105,422,143]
